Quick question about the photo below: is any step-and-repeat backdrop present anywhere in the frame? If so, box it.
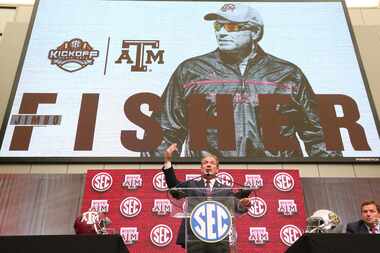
[82,169,306,252]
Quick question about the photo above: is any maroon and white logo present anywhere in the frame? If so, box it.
[90,200,109,213]
[273,172,294,192]
[248,227,269,244]
[152,199,172,215]
[150,224,173,247]
[248,197,267,218]
[115,40,164,72]
[122,174,143,190]
[120,227,139,245]
[152,172,168,191]
[280,225,303,246]
[244,175,264,190]
[120,197,142,218]
[186,174,201,181]
[48,38,99,72]
[91,172,113,192]
[221,3,236,12]
[278,200,297,216]
[216,172,234,187]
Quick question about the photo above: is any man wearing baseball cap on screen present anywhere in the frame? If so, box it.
[144,3,340,162]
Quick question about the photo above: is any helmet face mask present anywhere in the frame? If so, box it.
[306,209,341,233]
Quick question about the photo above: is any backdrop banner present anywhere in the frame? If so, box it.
[82,168,306,252]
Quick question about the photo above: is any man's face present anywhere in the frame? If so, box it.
[201,156,219,178]
[361,204,379,225]
[214,21,253,52]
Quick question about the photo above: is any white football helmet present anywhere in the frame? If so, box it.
[306,209,341,233]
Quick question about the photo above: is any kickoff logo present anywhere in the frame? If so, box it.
[120,197,142,218]
[150,224,173,247]
[273,172,295,192]
[91,172,113,192]
[190,201,232,243]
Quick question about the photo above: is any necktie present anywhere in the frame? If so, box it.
[371,226,377,234]
[205,180,211,195]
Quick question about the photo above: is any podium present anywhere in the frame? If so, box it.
[170,187,250,253]
[0,234,129,253]
[286,234,380,253]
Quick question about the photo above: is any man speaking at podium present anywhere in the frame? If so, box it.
[162,143,251,253]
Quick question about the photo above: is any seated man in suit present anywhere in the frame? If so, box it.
[162,143,252,253]
[346,200,380,234]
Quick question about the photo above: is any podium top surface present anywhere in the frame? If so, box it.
[286,234,380,253]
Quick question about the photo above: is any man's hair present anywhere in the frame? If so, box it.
[201,153,219,167]
[360,200,379,212]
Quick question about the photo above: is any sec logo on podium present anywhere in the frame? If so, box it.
[190,201,232,243]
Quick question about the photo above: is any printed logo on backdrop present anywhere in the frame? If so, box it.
[216,172,234,187]
[248,227,269,245]
[190,201,232,243]
[90,200,109,213]
[120,227,139,245]
[152,172,168,191]
[120,197,142,218]
[92,172,113,192]
[280,225,303,246]
[244,175,264,190]
[248,197,267,218]
[278,200,297,216]
[122,174,143,190]
[273,172,295,192]
[115,40,164,72]
[152,199,172,216]
[48,38,99,72]
[150,224,173,247]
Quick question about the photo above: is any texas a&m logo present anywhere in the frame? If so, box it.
[278,200,297,216]
[90,200,109,213]
[244,175,263,190]
[248,227,269,245]
[152,199,172,216]
[152,172,168,191]
[115,40,164,72]
[280,225,303,246]
[120,227,139,245]
[120,197,142,218]
[248,197,267,218]
[48,38,99,72]
[122,174,143,190]
[91,172,113,192]
[150,224,173,247]
[190,201,232,243]
[273,172,295,192]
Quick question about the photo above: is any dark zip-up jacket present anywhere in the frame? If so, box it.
[145,46,340,159]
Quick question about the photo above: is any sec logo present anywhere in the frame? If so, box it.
[216,172,234,187]
[248,197,267,218]
[120,197,142,218]
[273,172,294,192]
[150,224,173,247]
[153,172,168,191]
[280,224,303,246]
[190,201,232,243]
[91,172,113,192]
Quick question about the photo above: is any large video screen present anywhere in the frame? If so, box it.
[0,0,379,163]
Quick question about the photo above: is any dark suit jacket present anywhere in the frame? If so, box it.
[346,220,369,234]
[163,166,247,247]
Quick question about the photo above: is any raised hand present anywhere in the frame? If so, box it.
[164,143,178,163]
